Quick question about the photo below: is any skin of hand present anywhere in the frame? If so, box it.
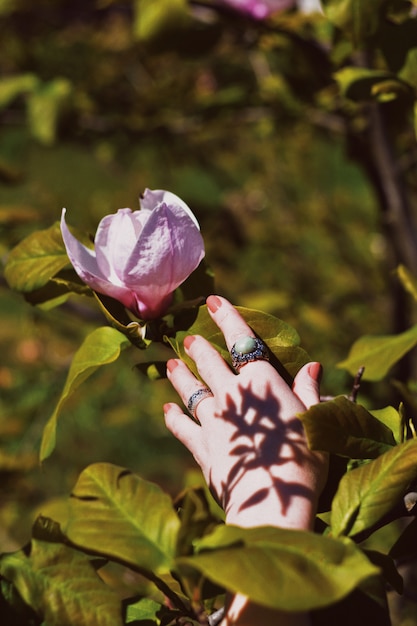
[163,295,327,626]
[164,295,327,530]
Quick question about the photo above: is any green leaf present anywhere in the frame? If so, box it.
[389,516,417,560]
[125,597,162,623]
[396,264,417,302]
[399,47,417,91]
[167,305,309,380]
[133,0,189,42]
[40,327,130,462]
[322,0,386,45]
[0,539,123,626]
[177,525,378,611]
[334,67,400,101]
[369,405,404,445]
[27,78,72,145]
[0,73,39,108]
[65,463,181,575]
[299,396,396,459]
[330,438,417,538]
[337,324,417,380]
[4,222,70,292]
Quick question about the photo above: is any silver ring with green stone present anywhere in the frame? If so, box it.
[230,336,269,371]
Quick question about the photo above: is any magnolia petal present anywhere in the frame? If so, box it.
[140,188,201,229]
[60,209,137,310]
[94,209,145,284]
[123,203,204,315]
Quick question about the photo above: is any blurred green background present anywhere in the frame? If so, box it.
[0,0,398,548]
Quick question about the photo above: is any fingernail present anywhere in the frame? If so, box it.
[207,295,222,313]
[184,335,195,350]
[166,359,178,373]
[308,362,322,382]
[163,403,172,414]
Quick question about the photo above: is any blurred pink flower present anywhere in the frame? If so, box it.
[221,0,296,19]
[61,189,205,320]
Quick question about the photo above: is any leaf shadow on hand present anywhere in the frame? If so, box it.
[211,382,315,516]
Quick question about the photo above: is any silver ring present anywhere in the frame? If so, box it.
[187,387,213,419]
[230,336,269,371]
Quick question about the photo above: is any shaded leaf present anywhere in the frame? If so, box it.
[177,525,378,611]
[0,539,123,626]
[389,516,417,560]
[40,327,130,462]
[299,396,396,458]
[27,78,72,145]
[338,324,417,380]
[167,305,309,380]
[65,463,180,575]
[322,0,386,44]
[4,222,70,292]
[125,597,161,623]
[0,73,38,108]
[330,438,417,538]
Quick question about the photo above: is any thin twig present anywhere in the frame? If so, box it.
[348,366,365,403]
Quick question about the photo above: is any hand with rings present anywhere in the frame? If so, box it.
[164,295,327,531]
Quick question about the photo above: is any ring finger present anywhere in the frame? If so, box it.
[166,359,215,421]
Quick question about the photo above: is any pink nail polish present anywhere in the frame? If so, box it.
[207,295,222,313]
[184,335,195,350]
[166,359,179,373]
[308,362,322,382]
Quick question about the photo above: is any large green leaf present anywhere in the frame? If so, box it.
[4,222,70,292]
[40,327,130,462]
[330,438,417,538]
[167,305,309,380]
[337,324,417,380]
[299,396,396,459]
[177,525,378,611]
[65,463,180,576]
[0,539,123,626]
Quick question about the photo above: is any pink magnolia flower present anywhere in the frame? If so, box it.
[220,0,296,20]
[60,189,205,320]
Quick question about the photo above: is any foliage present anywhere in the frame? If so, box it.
[2,0,417,625]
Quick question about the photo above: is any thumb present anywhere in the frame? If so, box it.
[292,362,322,409]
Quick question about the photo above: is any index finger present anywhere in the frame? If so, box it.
[206,295,259,350]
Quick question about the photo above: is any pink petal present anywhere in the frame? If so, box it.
[60,209,137,309]
[140,188,201,229]
[123,202,205,309]
[94,209,145,283]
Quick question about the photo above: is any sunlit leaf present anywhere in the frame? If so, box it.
[397,264,417,302]
[133,0,189,42]
[0,539,123,626]
[330,438,417,538]
[177,525,378,611]
[4,222,70,292]
[369,405,404,445]
[167,305,309,380]
[65,463,180,575]
[0,73,38,108]
[40,327,130,462]
[337,324,417,380]
[299,396,396,458]
[334,67,398,101]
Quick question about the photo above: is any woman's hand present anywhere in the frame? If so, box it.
[164,295,327,530]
